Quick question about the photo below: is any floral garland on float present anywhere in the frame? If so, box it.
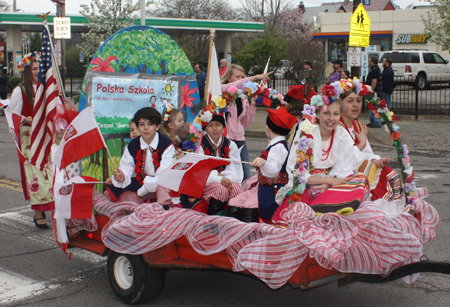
[178,82,282,155]
[367,95,417,201]
[276,79,374,212]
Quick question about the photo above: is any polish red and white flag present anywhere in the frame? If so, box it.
[157,153,230,198]
[53,107,106,169]
[54,176,98,219]
[4,109,26,163]
[0,99,10,108]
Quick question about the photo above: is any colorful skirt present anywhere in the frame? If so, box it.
[19,126,54,211]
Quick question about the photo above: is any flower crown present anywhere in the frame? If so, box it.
[162,103,174,122]
[310,78,374,109]
[18,51,41,74]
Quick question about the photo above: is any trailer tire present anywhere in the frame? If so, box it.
[107,251,165,305]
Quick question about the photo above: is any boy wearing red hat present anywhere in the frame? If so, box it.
[227,107,297,222]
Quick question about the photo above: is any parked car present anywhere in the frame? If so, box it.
[274,60,294,79]
[379,50,450,90]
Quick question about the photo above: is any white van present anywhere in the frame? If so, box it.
[379,50,450,90]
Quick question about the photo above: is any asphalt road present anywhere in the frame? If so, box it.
[1,119,450,306]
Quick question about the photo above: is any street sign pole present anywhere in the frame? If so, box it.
[351,0,361,79]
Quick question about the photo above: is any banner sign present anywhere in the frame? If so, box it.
[395,34,431,44]
[89,74,180,135]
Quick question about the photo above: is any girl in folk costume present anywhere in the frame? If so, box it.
[221,64,272,181]
[107,107,175,204]
[7,52,55,228]
[338,79,402,200]
[196,108,244,215]
[273,95,370,224]
[159,106,184,146]
[227,107,297,222]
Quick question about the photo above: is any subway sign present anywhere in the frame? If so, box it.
[395,34,431,44]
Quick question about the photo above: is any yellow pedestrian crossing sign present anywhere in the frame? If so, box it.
[349,3,371,47]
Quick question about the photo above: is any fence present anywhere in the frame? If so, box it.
[270,75,450,117]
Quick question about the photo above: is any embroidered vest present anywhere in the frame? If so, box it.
[201,135,230,173]
[127,133,173,173]
[19,85,34,119]
[257,140,289,186]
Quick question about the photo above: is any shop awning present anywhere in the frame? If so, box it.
[313,30,393,39]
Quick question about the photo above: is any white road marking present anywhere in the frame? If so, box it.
[0,268,58,305]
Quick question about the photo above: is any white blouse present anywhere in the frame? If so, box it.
[260,136,289,178]
[198,134,243,185]
[112,133,175,197]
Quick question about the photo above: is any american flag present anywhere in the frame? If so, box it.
[30,24,58,170]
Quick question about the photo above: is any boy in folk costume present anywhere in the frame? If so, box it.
[107,107,175,204]
[197,110,244,215]
[227,107,297,222]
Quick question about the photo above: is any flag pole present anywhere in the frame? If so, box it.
[42,19,67,101]
[182,151,254,166]
[203,29,216,105]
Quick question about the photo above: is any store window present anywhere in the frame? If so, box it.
[328,39,348,63]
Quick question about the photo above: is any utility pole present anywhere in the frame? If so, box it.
[56,3,65,93]
[351,0,361,79]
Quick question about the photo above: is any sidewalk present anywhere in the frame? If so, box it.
[245,107,450,150]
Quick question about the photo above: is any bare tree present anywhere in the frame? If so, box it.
[148,0,239,64]
[151,0,237,20]
[239,0,292,27]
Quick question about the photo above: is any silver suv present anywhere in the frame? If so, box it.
[379,50,450,90]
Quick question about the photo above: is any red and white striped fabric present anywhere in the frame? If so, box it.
[157,154,230,198]
[30,24,58,170]
[53,107,106,169]
[67,187,439,290]
[202,182,244,202]
[4,109,26,163]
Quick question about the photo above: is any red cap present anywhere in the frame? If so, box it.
[285,85,317,104]
[267,107,297,130]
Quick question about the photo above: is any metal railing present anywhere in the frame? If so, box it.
[270,75,450,117]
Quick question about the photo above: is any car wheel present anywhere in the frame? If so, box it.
[415,74,427,90]
[107,251,165,305]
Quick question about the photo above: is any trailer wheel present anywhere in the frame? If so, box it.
[107,251,165,305]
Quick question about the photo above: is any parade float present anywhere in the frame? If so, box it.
[52,27,447,305]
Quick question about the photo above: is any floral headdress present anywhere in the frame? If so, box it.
[310,78,374,111]
[276,79,375,215]
[162,103,174,122]
[18,51,41,74]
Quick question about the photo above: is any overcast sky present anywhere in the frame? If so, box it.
[9,0,430,15]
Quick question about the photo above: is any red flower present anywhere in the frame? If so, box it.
[204,148,211,156]
[359,84,368,96]
[391,132,401,141]
[181,82,197,109]
[262,88,271,97]
[321,85,336,97]
[222,91,235,103]
[378,99,387,109]
[91,55,118,72]
[406,173,415,183]
[392,115,399,122]
[368,103,377,111]
[306,148,313,155]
